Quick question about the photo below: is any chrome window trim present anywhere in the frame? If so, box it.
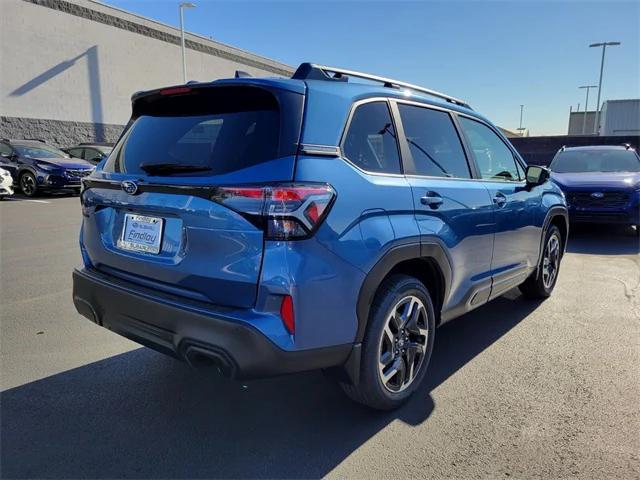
[298,144,342,157]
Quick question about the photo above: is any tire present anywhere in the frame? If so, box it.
[19,172,38,197]
[340,274,436,410]
[519,225,563,299]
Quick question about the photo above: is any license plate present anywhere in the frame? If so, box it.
[118,214,164,254]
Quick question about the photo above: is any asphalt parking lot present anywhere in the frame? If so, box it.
[1,194,639,479]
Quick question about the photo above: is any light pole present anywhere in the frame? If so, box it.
[578,85,597,135]
[519,104,524,130]
[179,2,196,83]
[589,41,621,135]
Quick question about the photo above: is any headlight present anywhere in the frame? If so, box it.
[36,162,59,172]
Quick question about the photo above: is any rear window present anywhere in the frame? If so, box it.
[104,87,283,176]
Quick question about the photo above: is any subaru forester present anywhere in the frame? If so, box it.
[73,63,568,410]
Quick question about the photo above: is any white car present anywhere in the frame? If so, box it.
[0,167,15,199]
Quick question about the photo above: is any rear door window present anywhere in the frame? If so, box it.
[104,87,285,176]
[342,101,401,174]
[398,104,471,178]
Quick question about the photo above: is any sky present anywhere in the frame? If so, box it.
[103,0,639,136]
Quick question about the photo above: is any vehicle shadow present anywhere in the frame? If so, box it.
[566,224,639,256]
[1,291,539,479]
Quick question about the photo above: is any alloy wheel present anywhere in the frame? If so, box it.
[378,295,429,393]
[20,174,36,196]
[542,234,560,289]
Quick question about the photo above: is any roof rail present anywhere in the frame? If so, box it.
[25,138,45,142]
[292,62,471,108]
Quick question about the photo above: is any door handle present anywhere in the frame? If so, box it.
[420,192,443,209]
[493,192,507,207]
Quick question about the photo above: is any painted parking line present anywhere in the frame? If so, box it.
[3,198,51,204]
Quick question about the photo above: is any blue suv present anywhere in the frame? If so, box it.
[0,139,94,197]
[73,64,568,409]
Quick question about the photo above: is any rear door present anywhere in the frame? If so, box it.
[393,101,496,317]
[81,83,304,308]
[457,115,540,298]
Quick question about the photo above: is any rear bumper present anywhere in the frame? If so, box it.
[72,268,352,379]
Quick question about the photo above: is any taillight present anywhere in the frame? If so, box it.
[211,183,336,240]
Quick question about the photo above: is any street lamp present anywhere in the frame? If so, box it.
[519,104,524,130]
[589,41,621,135]
[179,2,196,83]
[578,85,597,135]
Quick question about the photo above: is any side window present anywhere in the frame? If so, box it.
[67,148,84,159]
[0,143,14,157]
[343,101,401,174]
[459,117,521,182]
[84,148,102,161]
[398,104,471,178]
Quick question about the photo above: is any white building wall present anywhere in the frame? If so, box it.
[600,99,640,136]
[0,0,293,144]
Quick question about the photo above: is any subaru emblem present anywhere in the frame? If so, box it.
[121,180,138,195]
[590,192,604,199]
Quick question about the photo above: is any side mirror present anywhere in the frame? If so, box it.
[525,165,550,187]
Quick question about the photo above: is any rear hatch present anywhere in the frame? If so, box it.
[80,82,305,308]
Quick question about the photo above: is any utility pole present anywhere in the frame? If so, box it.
[519,105,524,130]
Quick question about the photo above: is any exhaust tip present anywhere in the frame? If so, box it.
[182,343,236,377]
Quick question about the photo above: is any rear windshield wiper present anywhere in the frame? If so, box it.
[140,163,212,175]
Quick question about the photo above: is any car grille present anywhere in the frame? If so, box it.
[567,191,629,208]
[65,169,92,179]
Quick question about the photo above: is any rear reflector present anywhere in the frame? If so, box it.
[211,183,336,240]
[280,295,295,334]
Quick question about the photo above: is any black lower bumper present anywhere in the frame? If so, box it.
[72,268,352,379]
[569,210,640,225]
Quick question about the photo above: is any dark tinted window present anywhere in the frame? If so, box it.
[551,149,640,173]
[0,143,12,156]
[459,117,521,182]
[84,148,104,162]
[104,88,280,176]
[398,104,470,178]
[13,144,69,159]
[67,148,84,159]
[343,102,401,174]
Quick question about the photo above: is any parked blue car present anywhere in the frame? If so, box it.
[0,139,94,197]
[550,145,640,232]
[73,64,568,409]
